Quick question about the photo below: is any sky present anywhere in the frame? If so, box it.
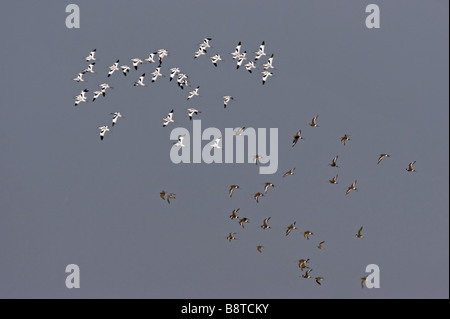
[0,1,448,299]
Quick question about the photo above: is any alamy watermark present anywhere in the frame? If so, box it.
[169,120,278,174]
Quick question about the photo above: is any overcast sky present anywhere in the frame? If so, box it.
[0,1,448,298]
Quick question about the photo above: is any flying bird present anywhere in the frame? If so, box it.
[187,108,201,120]
[244,60,257,73]
[238,217,250,228]
[340,134,351,145]
[92,90,103,102]
[329,155,339,168]
[83,63,96,74]
[236,51,247,69]
[107,60,120,77]
[160,191,166,200]
[187,86,200,100]
[98,125,110,141]
[406,161,416,172]
[85,49,96,61]
[130,58,143,70]
[302,269,312,279]
[133,73,147,87]
[304,231,314,240]
[223,96,235,108]
[346,180,358,195]
[282,168,295,178]
[110,112,123,127]
[228,185,240,198]
[355,226,364,239]
[73,72,85,82]
[261,71,273,85]
[315,277,324,285]
[286,222,297,236]
[151,67,164,82]
[145,52,157,64]
[263,54,274,70]
[377,153,391,164]
[174,134,186,148]
[231,41,242,60]
[329,174,339,184]
[210,137,222,149]
[291,129,304,147]
[229,208,240,220]
[263,182,275,194]
[169,67,180,81]
[210,54,223,67]
[361,276,367,288]
[257,245,264,253]
[260,217,271,229]
[253,192,264,203]
[253,155,263,165]
[226,232,237,242]
[121,65,131,76]
[297,258,310,271]
[234,127,246,136]
[156,49,169,66]
[166,193,176,204]
[317,241,325,250]
[163,109,175,127]
[308,115,319,127]
[254,41,266,61]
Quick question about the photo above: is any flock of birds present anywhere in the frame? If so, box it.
[72,38,417,289]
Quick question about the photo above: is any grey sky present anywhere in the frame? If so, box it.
[0,1,448,298]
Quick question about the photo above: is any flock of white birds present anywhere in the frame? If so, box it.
[72,38,417,289]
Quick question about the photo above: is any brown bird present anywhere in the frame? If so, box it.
[328,174,338,184]
[166,193,176,204]
[260,217,271,229]
[229,208,240,220]
[308,115,319,127]
[253,192,264,203]
[297,259,310,271]
[257,245,264,253]
[315,277,324,285]
[228,185,240,197]
[263,182,275,194]
[317,241,325,250]
[253,155,263,165]
[282,168,296,178]
[329,155,339,168]
[304,230,314,240]
[226,232,237,242]
[361,276,367,288]
[291,129,304,147]
[355,226,364,238]
[239,217,250,228]
[302,269,312,279]
[160,190,166,200]
[406,161,416,172]
[377,153,391,164]
[340,134,351,145]
[286,222,297,236]
[346,180,357,195]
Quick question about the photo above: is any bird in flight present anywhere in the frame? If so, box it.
[231,41,242,60]
[253,192,264,203]
[98,125,110,141]
[160,191,166,200]
[121,65,131,76]
[302,269,312,279]
[187,86,200,100]
[329,155,339,168]
[244,60,257,73]
[377,153,391,165]
[263,182,275,194]
[406,161,417,172]
[308,115,319,127]
[304,231,314,240]
[110,112,124,127]
[163,109,175,127]
[130,58,143,70]
[151,67,164,82]
[346,180,358,195]
[253,155,263,165]
[315,277,324,285]
[133,73,147,87]
[254,41,266,61]
[228,185,240,198]
[223,96,235,108]
[297,259,310,272]
[83,63,95,74]
[291,129,304,147]
[210,54,223,67]
[73,72,85,82]
[340,134,351,145]
[257,245,264,253]
[286,222,297,236]
[85,49,96,61]
[166,193,176,204]
[329,174,339,184]
[107,60,120,77]
[282,168,295,178]
[261,71,273,85]
[229,208,240,220]
[187,108,201,120]
[260,217,271,230]
[210,137,222,149]
[355,226,364,239]
[174,134,186,148]
[317,241,325,250]
[226,232,237,242]
[238,217,250,228]
[361,276,367,288]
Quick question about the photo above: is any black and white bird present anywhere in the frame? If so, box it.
[98,125,110,141]
[133,73,147,87]
[121,65,131,76]
[254,41,266,61]
[261,71,273,85]
[174,134,186,147]
[187,86,200,100]
[223,96,235,108]
[210,54,223,67]
[210,137,222,149]
[107,60,120,77]
[74,95,88,106]
[157,49,169,66]
[187,108,201,120]
[176,73,189,89]
[74,89,89,102]
[263,54,275,70]
[92,90,103,102]
[244,60,257,73]
[73,72,85,82]
[163,109,175,127]
[151,67,164,82]
[130,58,143,70]
[85,49,96,62]
[83,63,96,74]
[169,67,180,81]
[200,37,212,49]
[110,112,124,127]
[98,83,112,97]
[231,41,242,60]
[236,51,247,69]
[145,52,157,64]
[194,47,207,59]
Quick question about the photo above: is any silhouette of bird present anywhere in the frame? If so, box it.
[340,134,351,145]
[263,182,275,194]
[406,161,416,172]
[356,226,364,238]
[377,153,391,165]
[228,185,240,197]
[286,222,297,236]
[329,174,338,184]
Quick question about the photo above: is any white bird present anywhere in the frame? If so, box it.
[157,49,169,66]
[107,60,120,77]
[231,41,242,60]
[85,49,96,61]
[201,37,212,49]
[194,48,207,59]
[177,73,189,89]
[223,96,235,108]
[211,137,222,149]
[98,125,110,140]
[83,63,96,74]
[74,95,88,106]
[234,127,246,136]
[92,90,103,102]
[110,112,124,127]
[73,72,85,82]
[263,54,275,70]
[151,67,164,82]
[210,54,223,67]
[187,108,201,120]
[261,71,273,85]
[174,134,186,147]
[99,83,112,96]
[169,67,180,82]
[121,65,131,76]
[144,52,157,64]
[76,88,89,100]
[254,41,266,61]
[236,51,247,69]
[133,73,147,87]
[130,58,143,70]
[245,61,257,73]
[163,109,175,127]
[187,86,200,100]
